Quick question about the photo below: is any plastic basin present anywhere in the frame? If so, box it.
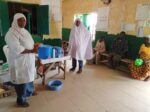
[47,80,63,91]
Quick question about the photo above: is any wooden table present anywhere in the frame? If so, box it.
[37,56,71,85]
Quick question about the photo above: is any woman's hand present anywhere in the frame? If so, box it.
[33,43,42,53]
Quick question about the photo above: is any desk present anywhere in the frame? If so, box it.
[37,56,71,85]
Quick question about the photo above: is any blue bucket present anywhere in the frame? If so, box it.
[47,80,63,91]
[38,45,52,59]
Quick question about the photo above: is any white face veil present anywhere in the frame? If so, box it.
[11,13,26,30]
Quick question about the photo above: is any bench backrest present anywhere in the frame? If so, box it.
[94,34,145,60]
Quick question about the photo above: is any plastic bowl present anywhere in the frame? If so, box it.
[134,58,143,67]
[47,80,63,91]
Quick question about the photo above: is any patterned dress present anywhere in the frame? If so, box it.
[129,44,150,80]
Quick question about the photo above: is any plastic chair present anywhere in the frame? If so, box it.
[3,45,9,63]
[0,45,10,83]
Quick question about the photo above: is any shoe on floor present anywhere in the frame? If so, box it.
[17,102,30,107]
[70,68,75,72]
[32,91,38,96]
[77,69,82,74]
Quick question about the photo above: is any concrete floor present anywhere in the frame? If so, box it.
[0,61,150,112]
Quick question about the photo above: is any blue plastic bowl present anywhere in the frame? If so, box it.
[47,80,63,91]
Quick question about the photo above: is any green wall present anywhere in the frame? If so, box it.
[62,28,145,60]
[0,35,42,62]
[62,28,108,47]
[0,0,10,36]
[0,36,6,62]
[32,35,62,47]
[0,35,61,62]
[62,28,71,41]
[43,39,62,47]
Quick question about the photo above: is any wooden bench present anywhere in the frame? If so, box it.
[99,52,132,73]
[121,58,132,64]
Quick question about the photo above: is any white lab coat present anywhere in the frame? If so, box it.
[5,13,36,84]
[69,20,93,60]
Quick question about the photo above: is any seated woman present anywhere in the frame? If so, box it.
[93,38,106,64]
[108,31,128,68]
[129,37,150,81]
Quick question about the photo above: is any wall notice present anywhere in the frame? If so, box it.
[96,7,109,31]
[136,3,150,20]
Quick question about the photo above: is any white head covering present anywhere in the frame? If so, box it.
[8,13,34,50]
[74,18,81,26]
[11,13,26,30]
[72,18,85,30]
[69,18,93,60]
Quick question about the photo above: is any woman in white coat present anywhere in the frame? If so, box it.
[69,19,93,73]
[5,13,37,107]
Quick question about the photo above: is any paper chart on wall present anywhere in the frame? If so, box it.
[122,23,136,31]
[41,0,62,22]
[144,20,150,27]
[136,26,144,37]
[136,3,150,20]
[96,7,109,31]
[96,20,108,31]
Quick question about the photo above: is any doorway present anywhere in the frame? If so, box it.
[74,12,97,40]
